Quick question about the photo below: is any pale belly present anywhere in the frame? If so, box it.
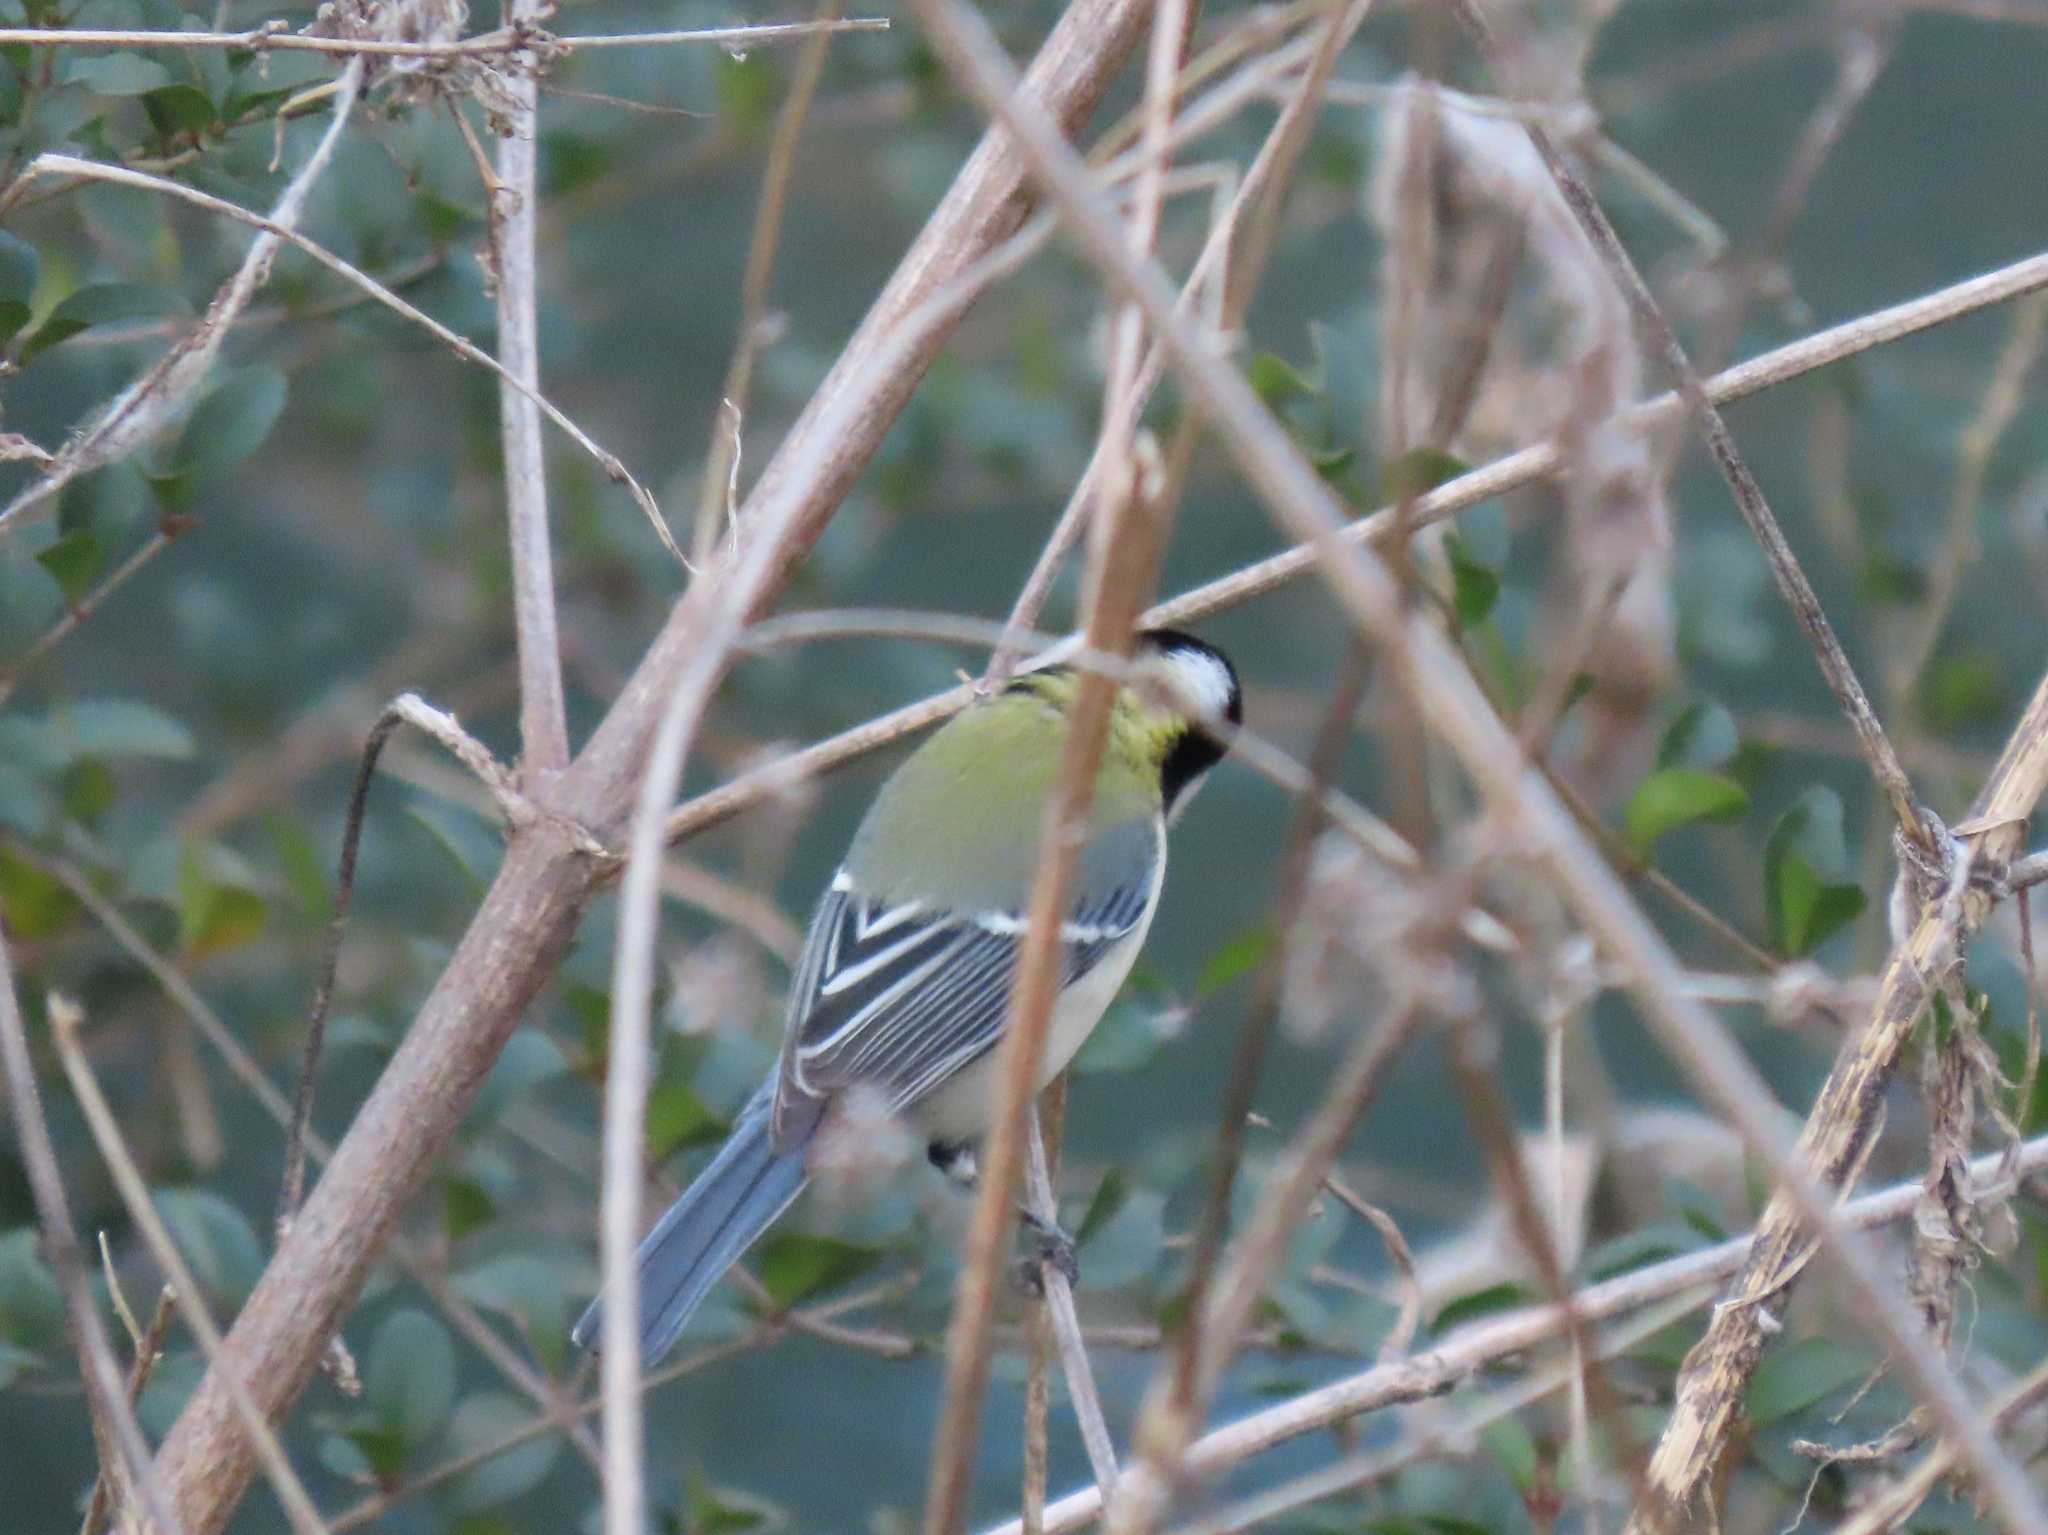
[910,904,1155,1144]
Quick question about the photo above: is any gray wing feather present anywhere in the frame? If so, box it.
[782,820,1159,1111]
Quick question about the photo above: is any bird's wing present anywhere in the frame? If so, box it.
[779,821,1159,1112]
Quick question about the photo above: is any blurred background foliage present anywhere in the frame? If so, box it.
[0,0,2046,1532]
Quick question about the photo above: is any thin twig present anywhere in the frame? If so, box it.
[988,0,1371,686]
[1835,1353,2048,1535]
[80,1286,176,1535]
[278,705,403,1233]
[1887,291,2048,705]
[1025,1107,1121,1498]
[49,996,332,1535]
[0,948,188,1535]
[1165,637,1370,1430]
[0,518,191,708]
[693,0,840,564]
[494,0,573,774]
[1627,669,2048,1535]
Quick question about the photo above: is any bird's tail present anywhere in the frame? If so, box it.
[572,1087,812,1364]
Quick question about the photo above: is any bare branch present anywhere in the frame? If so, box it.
[50,996,332,1535]
[1024,1108,1121,1498]
[494,4,573,774]
[0,518,192,709]
[1836,1352,2048,1535]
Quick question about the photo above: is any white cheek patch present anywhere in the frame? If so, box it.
[1163,648,1236,724]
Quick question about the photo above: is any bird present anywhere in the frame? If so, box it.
[573,627,1241,1365]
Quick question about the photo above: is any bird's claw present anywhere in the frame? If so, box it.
[1013,1209,1081,1294]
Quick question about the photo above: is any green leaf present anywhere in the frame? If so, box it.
[0,1229,64,1345]
[20,282,184,360]
[1380,446,1469,504]
[443,1176,496,1244]
[645,1075,726,1160]
[142,82,215,136]
[683,1466,780,1534]
[1920,646,2008,733]
[0,1338,41,1389]
[1764,788,1867,955]
[1444,531,1500,629]
[1249,351,1320,409]
[1196,927,1271,997]
[268,814,331,919]
[1583,1219,1708,1281]
[176,852,266,960]
[64,53,175,95]
[1657,700,1739,770]
[172,365,287,478]
[470,1028,568,1125]
[405,800,498,895]
[0,231,39,348]
[453,1255,565,1345]
[365,1309,458,1450]
[447,1393,566,1512]
[49,698,194,759]
[339,1421,407,1480]
[1480,1414,1540,1490]
[1624,768,1748,853]
[1075,1168,1129,1245]
[0,848,80,939]
[34,529,102,604]
[1431,1281,1531,1334]
[1747,1336,1873,1425]
[60,758,117,826]
[152,1189,262,1303]
[752,1233,880,1308]
[0,230,39,303]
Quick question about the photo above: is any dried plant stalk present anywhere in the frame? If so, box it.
[1629,670,2048,1534]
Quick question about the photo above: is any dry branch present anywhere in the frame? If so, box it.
[147,3,1155,1528]
[0,941,187,1535]
[1628,667,2048,1535]
[495,0,572,775]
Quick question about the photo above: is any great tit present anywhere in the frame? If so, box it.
[573,628,1241,1364]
